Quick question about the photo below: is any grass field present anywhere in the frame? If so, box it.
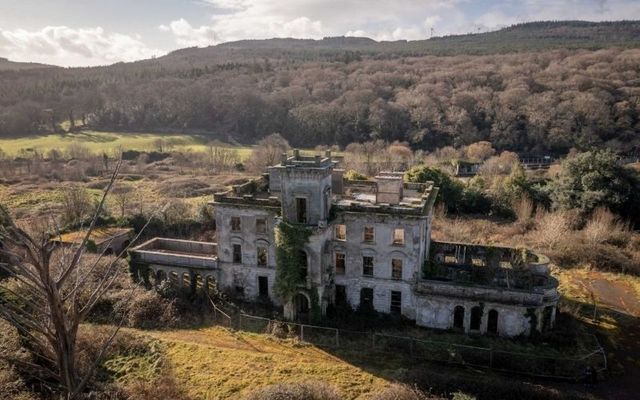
[0,130,254,158]
[132,326,389,400]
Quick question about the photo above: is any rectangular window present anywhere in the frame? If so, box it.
[335,252,345,275]
[258,276,268,298]
[360,288,374,310]
[364,226,375,242]
[296,197,307,224]
[392,228,405,245]
[362,256,374,276]
[257,246,268,266]
[390,291,402,314]
[392,259,403,280]
[232,244,242,264]
[335,224,346,241]
[256,218,267,234]
[231,216,241,232]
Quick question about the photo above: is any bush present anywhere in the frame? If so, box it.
[243,382,342,400]
[121,290,178,329]
[371,384,436,400]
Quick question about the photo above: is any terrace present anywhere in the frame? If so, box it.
[129,237,218,269]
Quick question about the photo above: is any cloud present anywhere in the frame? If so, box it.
[0,26,162,67]
[159,18,217,47]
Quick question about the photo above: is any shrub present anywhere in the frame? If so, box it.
[582,207,630,246]
[371,384,436,400]
[243,382,342,400]
[122,290,178,329]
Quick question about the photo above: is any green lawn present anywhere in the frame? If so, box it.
[0,130,254,159]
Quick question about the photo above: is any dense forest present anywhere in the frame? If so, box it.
[1,21,640,154]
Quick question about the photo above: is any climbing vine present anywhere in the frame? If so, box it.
[274,221,312,299]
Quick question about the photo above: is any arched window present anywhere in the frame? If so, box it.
[453,306,465,330]
[470,306,482,331]
[156,270,166,284]
[487,309,499,334]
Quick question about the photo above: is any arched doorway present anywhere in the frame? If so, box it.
[487,309,499,334]
[453,306,465,330]
[293,293,310,323]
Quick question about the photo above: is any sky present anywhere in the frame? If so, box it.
[0,0,639,67]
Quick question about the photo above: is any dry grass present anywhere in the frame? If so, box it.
[582,207,631,246]
[133,326,389,400]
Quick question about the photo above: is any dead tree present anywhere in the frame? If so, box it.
[0,161,149,398]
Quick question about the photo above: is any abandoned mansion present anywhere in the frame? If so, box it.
[131,151,559,337]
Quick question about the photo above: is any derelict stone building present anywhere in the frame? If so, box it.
[131,151,559,337]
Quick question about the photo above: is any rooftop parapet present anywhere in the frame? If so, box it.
[276,149,335,169]
[130,238,218,269]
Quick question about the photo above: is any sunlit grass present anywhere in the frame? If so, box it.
[137,326,388,400]
[0,130,254,159]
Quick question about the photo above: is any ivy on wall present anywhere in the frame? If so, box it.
[274,221,312,300]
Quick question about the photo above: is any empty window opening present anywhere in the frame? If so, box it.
[232,244,242,264]
[296,198,307,224]
[335,252,345,275]
[231,216,241,232]
[390,291,402,315]
[257,246,268,266]
[470,306,482,331]
[391,259,403,279]
[362,256,374,276]
[256,218,267,234]
[335,224,346,241]
[453,306,465,330]
[393,228,405,245]
[360,288,374,310]
[364,226,375,242]
[258,276,269,298]
[487,309,499,334]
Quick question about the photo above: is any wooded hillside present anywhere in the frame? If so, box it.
[1,21,639,154]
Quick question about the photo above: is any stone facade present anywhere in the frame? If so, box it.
[130,151,559,337]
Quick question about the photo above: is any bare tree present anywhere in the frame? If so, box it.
[112,183,133,219]
[60,185,92,226]
[0,162,149,398]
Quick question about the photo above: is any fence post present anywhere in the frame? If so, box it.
[335,329,340,348]
[301,325,305,342]
[410,339,414,357]
[372,333,376,349]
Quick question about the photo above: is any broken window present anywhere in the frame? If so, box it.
[335,224,346,241]
[362,256,374,276]
[232,244,242,264]
[364,226,375,242]
[296,197,307,224]
[390,291,402,315]
[453,306,465,330]
[257,246,268,266]
[391,259,403,279]
[231,216,241,232]
[487,309,499,334]
[359,288,374,310]
[256,218,267,234]
[392,228,405,245]
[335,252,345,275]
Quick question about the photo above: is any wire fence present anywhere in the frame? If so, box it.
[208,302,607,382]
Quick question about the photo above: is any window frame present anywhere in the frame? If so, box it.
[232,243,242,264]
[363,226,375,242]
[390,291,402,314]
[335,224,347,241]
[256,218,267,234]
[257,246,268,267]
[231,216,241,232]
[392,228,405,245]
[362,255,374,276]
[335,252,346,275]
[391,258,403,280]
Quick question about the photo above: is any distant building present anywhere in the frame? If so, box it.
[131,151,558,337]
